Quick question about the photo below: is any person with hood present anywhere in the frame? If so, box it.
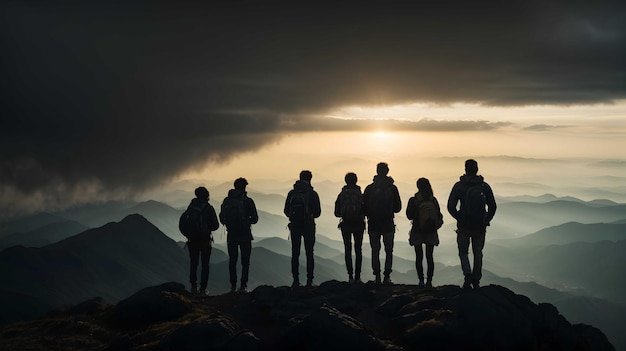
[334,172,365,283]
[284,170,321,288]
[185,186,219,295]
[447,159,497,290]
[219,177,259,293]
[363,162,402,284]
[406,178,443,288]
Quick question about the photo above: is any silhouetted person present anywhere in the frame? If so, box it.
[447,159,496,290]
[186,186,219,295]
[363,162,402,284]
[219,177,259,293]
[334,172,365,283]
[406,178,443,288]
[284,170,321,288]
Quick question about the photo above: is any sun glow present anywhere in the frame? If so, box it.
[373,131,389,138]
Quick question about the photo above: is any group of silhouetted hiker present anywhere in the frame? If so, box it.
[179,159,496,295]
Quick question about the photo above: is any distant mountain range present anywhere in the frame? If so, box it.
[0,215,191,324]
[2,195,626,344]
[495,222,626,247]
[1,213,625,349]
[0,219,89,250]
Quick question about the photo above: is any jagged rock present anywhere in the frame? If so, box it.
[113,282,191,328]
[0,282,615,351]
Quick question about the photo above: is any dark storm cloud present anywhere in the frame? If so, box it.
[1,1,625,215]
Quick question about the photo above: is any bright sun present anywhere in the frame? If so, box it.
[373,131,389,138]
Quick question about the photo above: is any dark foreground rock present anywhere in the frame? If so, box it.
[0,280,615,351]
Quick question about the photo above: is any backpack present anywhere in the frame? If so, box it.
[416,195,443,233]
[288,190,309,223]
[462,183,487,226]
[179,204,208,239]
[368,181,393,218]
[339,187,363,222]
[220,195,247,229]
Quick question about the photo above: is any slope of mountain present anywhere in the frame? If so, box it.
[54,200,136,228]
[0,282,614,351]
[0,220,90,250]
[0,214,192,322]
[494,222,626,247]
[490,200,626,237]
[486,239,626,305]
[0,212,68,238]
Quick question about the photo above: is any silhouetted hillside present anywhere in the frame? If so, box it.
[0,282,614,351]
[487,239,626,304]
[0,212,68,238]
[0,220,90,250]
[495,222,626,247]
[491,200,626,237]
[0,214,190,324]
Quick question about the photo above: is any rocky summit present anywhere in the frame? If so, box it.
[0,281,615,351]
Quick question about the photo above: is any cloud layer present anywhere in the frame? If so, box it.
[1,2,625,216]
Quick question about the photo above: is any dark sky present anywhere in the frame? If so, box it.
[1,2,625,216]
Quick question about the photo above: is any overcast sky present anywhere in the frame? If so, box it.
[1,2,625,218]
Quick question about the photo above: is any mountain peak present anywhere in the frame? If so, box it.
[0,281,614,351]
[119,213,150,224]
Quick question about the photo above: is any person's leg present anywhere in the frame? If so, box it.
[382,231,395,283]
[414,244,424,282]
[290,228,302,286]
[341,228,353,280]
[227,240,238,291]
[471,228,486,288]
[303,225,316,285]
[425,244,435,287]
[369,232,382,282]
[240,239,252,291]
[354,230,364,282]
[457,229,472,289]
[188,240,200,292]
[199,239,212,294]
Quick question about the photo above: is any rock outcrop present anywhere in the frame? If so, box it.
[0,281,615,351]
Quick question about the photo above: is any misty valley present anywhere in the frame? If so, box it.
[1,179,626,350]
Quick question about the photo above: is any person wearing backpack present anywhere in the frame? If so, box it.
[219,177,259,293]
[334,172,365,283]
[181,186,219,295]
[284,170,321,288]
[363,162,402,285]
[406,178,443,288]
[447,159,497,290]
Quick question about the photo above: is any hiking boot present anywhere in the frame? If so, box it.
[471,280,480,289]
[383,275,393,285]
[230,284,237,293]
[239,284,248,293]
[190,285,198,294]
[291,279,301,289]
[425,280,433,289]
[348,274,354,284]
[198,289,207,296]
[306,279,315,288]
[374,274,382,284]
[418,279,425,287]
